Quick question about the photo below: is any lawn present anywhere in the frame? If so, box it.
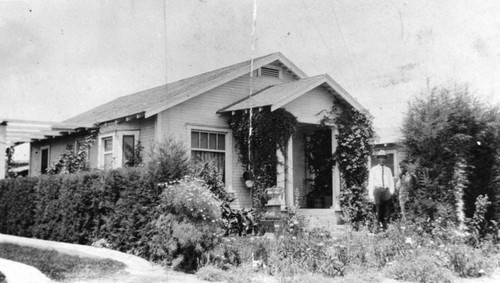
[0,242,126,282]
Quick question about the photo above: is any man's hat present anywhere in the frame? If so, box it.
[375,150,388,158]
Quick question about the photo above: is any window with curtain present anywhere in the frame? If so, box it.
[191,130,226,180]
[122,135,135,166]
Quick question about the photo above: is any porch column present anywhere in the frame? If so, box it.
[276,136,294,210]
[276,146,286,209]
[285,136,294,207]
[331,127,341,211]
[0,123,6,180]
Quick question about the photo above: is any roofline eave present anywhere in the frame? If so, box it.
[145,53,308,117]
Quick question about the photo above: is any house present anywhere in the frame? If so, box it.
[20,53,370,215]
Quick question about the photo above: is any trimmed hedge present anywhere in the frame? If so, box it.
[0,168,162,249]
[0,138,225,272]
[0,177,39,237]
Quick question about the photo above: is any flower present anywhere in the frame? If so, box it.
[405,237,413,245]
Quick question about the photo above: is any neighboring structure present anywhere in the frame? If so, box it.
[6,53,370,212]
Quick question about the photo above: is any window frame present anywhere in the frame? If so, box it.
[97,130,140,169]
[40,145,50,174]
[187,125,233,192]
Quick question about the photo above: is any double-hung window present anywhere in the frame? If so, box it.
[191,131,226,175]
[189,127,232,190]
[98,131,139,169]
[102,136,114,169]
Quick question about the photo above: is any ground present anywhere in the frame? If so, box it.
[1,233,500,283]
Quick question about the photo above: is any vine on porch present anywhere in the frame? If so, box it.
[322,101,375,228]
[229,107,298,209]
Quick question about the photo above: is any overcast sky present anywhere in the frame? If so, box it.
[2,0,500,159]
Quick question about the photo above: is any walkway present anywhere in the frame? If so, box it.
[0,233,214,283]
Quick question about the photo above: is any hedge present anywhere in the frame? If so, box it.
[0,168,161,249]
[0,177,39,237]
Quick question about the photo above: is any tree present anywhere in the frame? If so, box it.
[402,85,500,223]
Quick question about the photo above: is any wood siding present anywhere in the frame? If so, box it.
[282,86,336,124]
[29,116,156,176]
[158,70,294,209]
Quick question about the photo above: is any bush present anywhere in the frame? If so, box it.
[191,160,234,203]
[0,177,38,237]
[147,137,190,183]
[402,86,500,224]
[147,177,222,271]
[96,168,158,257]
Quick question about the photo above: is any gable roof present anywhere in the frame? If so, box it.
[64,52,307,125]
[218,74,370,117]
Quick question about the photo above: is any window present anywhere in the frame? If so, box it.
[40,146,50,174]
[98,131,140,169]
[187,126,233,191]
[191,130,226,176]
[102,137,113,170]
[122,135,135,166]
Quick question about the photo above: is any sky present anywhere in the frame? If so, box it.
[2,0,500,160]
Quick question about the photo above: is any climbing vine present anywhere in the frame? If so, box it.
[48,128,99,174]
[229,107,298,209]
[323,102,375,228]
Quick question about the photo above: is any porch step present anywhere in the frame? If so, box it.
[297,209,344,235]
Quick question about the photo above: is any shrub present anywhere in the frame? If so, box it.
[96,168,158,257]
[191,160,234,203]
[0,177,38,237]
[147,177,222,271]
[146,137,190,183]
[402,86,500,224]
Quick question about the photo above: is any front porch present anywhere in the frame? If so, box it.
[275,123,343,224]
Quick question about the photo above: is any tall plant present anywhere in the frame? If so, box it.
[402,86,500,222]
[229,107,298,209]
[323,102,375,227]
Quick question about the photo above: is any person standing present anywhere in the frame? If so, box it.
[368,150,395,232]
[396,160,416,221]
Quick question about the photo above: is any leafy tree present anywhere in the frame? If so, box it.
[402,86,500,223]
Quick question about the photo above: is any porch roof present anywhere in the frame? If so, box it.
[217,74,370,117]
[0,118,93,146]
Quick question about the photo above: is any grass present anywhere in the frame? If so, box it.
[0,242,126,281]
